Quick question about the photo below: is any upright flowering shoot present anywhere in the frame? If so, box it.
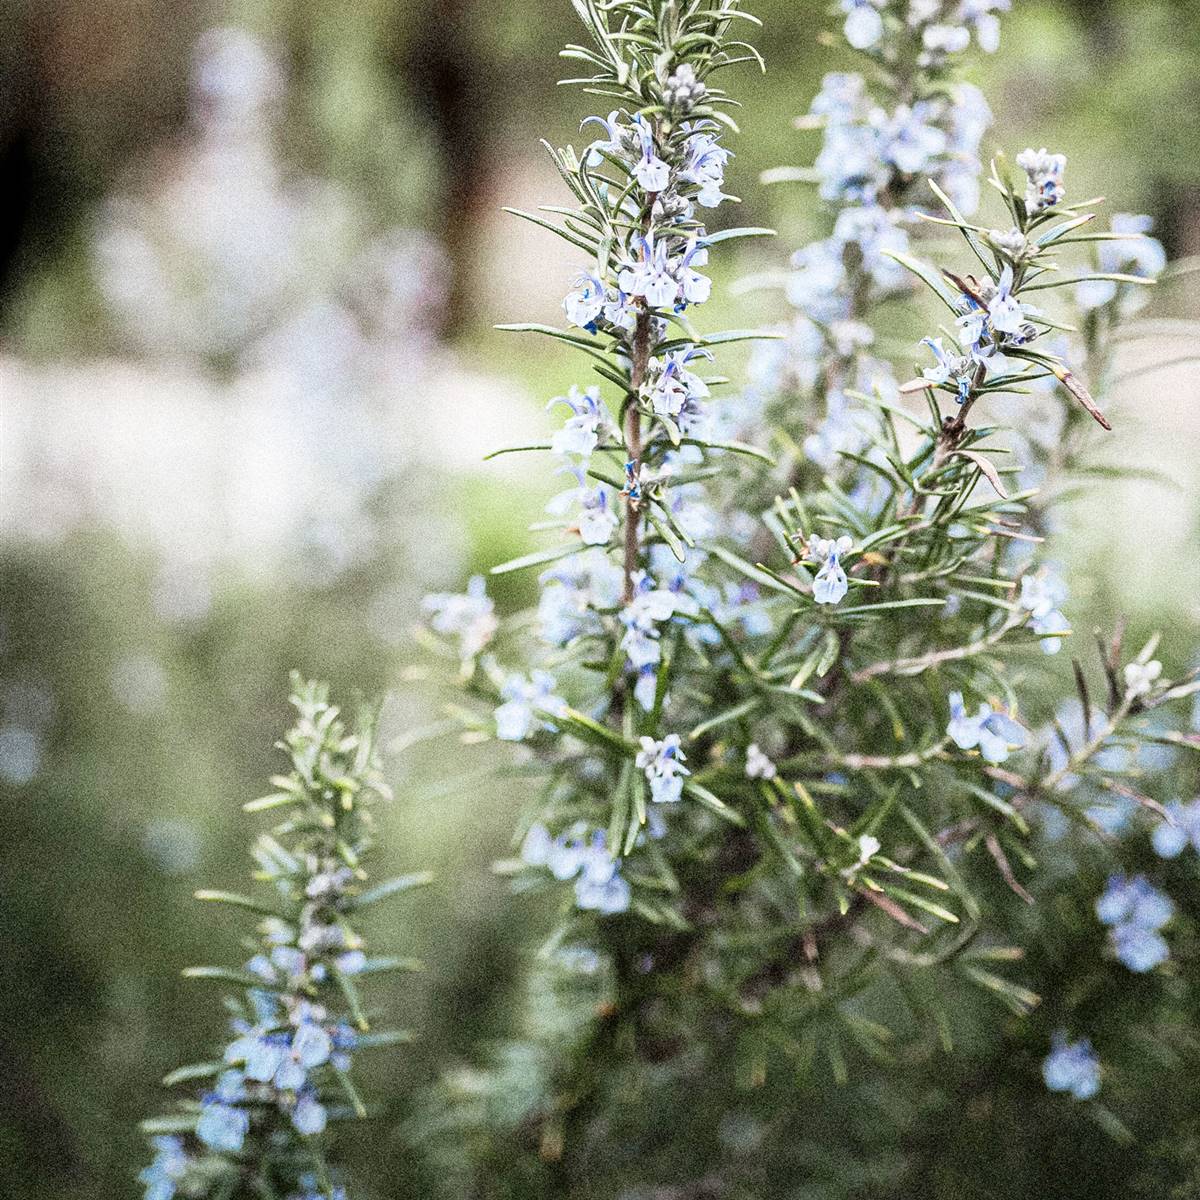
[501,0,770,604]
[138,676,429,1200]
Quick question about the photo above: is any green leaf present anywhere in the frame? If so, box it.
[162,1061,225,1088]
[193,890,280,917]
[490,543,584,575]
[350,871,434,909]
[683,781,746,825]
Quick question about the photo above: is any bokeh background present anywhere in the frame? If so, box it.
[2,1,1199,1197]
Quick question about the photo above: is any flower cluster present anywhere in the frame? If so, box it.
[1042,1034,1100,1101]
[1096,873,1173,973]
[521,823,632,914]
[947,691,1028,764]
[752,0,1001,485]
[139,677,426,1200]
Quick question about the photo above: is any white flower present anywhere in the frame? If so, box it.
[745,743,777,780]
[1123,660,1162,699]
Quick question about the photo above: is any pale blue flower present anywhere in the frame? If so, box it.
[140,1136,189,1200]
[1043,1034,1100,1100]
[522,824,630,914]
[581,110,624,165]
[920,336,974,404]
[495,670,567,741]
[574,831,632,914]
[423,576,498,660]
[563,272,606,330]
[619,233,678,308]
[832,204,910,292]
[1016,147,1066,213]
[1019,569,1070,654]
[547,466,620,545]
[947,691,1028,764]
[537,551,622,646]
[1096,873,1173,973]
[196,1099,250,1152]
[1152,800,1200,859]
[634,665,659,711]
[961,0,1010,53]
[840,0,884,50]
[291,1090,327,1136]
[648,346,711,417]
[809,72,867,124]
[814,121,887,203]
[549,385,611,457]
[630,114,670,192]
[636,733,690,804]
[810,535,852,605]
[679,123,731,207]
[877,102,947,176]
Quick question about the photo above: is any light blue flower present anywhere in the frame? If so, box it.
[920,337,974,404]
[196,1098,250,1153]
[1043,1034,1100,1100]
[1016,147,1066,213]
[290,1089,327,1136]
[878,102,947,176]
[630,114,670,192]
[810,535,852,605]
[947,691,1029,764]
[546,466,619,545]
[648,346,711,417]
[636,733,690,804]
[495,670,567,742]
[574,831,632,914]
[521,824,631,914]
[840,0,884,51]
[548,385,611,457]
[1096,873,1173,973]
[619,233,678,309]
[1019,569,1069,654]
[679,123,731,208]
[563,272,606,330]
[140,1136,189,1200]
[581,110,624,166]
[1152,800,1200,859]
[422,576,498,661]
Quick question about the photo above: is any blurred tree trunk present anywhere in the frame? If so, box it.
[398,0,492,339]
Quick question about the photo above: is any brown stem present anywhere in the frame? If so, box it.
[622,308,653,604]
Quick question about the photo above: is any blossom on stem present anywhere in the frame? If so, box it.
[947,691,1028,764]
[1096,873,1172,972]
[745,743,777,780]
[495,670,568,741]
[549,385,612,457]
[1016,147,1066,213]
[809,534,853,605]
[636,733,690,804]
[1043,1034,1100,1100]
[1152,799,1200,859]
[1018,569,1070,654]
[423,575,498,661]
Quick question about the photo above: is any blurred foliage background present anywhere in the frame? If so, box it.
[1,1,1199,1197]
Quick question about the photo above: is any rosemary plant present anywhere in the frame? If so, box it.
[138,676,428,1200]
[412,0,1198,1193]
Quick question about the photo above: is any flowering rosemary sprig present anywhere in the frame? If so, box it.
[138,675,429,1200]
[499,0,772,605]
